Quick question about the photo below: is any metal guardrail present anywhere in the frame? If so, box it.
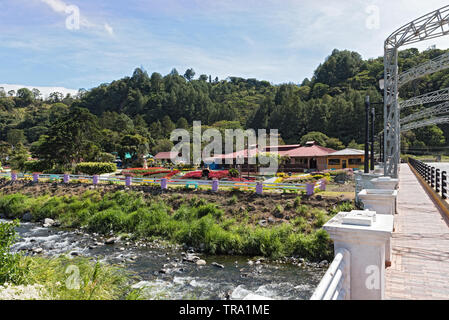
[409,158,448,200]
[310,248,350,300]
[0,172,324,194]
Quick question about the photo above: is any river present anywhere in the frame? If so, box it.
[2,219,326,300]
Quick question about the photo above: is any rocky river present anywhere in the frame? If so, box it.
[2,219,326,300]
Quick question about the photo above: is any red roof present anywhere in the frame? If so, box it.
[205,144,335,161]
[154,151,178,160]
[284,145,336,158]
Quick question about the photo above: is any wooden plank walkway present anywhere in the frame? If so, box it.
[385,164,449,300]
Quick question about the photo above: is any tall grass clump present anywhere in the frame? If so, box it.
[0,220,27,284]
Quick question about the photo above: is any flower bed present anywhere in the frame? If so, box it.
[122,167,175,177]
[182,171,203,179]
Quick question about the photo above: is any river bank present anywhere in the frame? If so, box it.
[1,219,327,300]
[0,181,355,261]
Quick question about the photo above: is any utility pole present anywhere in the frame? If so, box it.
[371,107,375,171]
[365,96,370,173]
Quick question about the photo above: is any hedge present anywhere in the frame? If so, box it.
[23,160,51,173]
[74,162,117,175]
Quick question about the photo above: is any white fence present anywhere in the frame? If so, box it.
[310,248,350,300]
[0,172,324,194]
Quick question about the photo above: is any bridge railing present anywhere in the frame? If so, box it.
[409,158,448,200]
[310,248,350,300]
[0,172,325,195]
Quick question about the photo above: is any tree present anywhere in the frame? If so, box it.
[326,137,345,150]
[347,140,364,150]
[152,139,174,155]
[415,126,446,147]
[48,92,63,103]
[118,134,149,167]
[33,107,101,167]
[300,132,329,147]
[32,88,41,100]
[176,117,189,130]
[161,115,176,137]
[7,129,25,146]
[9,143,29,171]
[0,141,12,165]
[184,68,196,81]
[16,88,34,107]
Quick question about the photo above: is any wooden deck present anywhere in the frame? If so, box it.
[385,164,449,299]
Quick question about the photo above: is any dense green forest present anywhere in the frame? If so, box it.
[1,47,448,170]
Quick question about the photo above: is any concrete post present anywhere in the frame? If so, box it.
[370,177,399,190]
[323,210,394,300]
[92,175,99,185]
[256,182,263,195]
[358,189,398,266]
[319,179,326,191]
[161,178,168,190]
[306,183,315,196]
[11,172,17,182]
[32,173,39,183]
[63,174,70,184]
[358,189,398,215]
[354,172,383,203]
[212,179,219,192]
[125,176,132,187]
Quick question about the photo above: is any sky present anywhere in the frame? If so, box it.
[1,0,449,92]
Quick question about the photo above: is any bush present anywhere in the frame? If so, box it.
[0,220,27,284]
[23,160,50,173]
[75,162,117,175]
[228,168,239,178]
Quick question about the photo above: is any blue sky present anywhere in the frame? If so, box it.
[1,0,449,91]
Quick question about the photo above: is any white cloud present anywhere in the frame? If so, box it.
[104,23,114,36]
[0,84,78,98]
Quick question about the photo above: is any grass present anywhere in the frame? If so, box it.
[0,220,141,300]
[0,190,353,261]
[16,256,138,300]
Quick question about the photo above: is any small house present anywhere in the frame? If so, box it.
[326,148,365,170]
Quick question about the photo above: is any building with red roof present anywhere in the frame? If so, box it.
[206,141,336,172]
[154,151,179,162]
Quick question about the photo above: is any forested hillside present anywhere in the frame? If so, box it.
[1,47,448,170]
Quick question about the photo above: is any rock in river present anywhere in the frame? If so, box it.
[212,262,224,269]
[22,212,32,222]
[43,218,55,227]
[196,259,207,266]
[105,237,117,245]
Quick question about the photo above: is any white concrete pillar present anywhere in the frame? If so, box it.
[370,176,399,190]
[323,210,394,300]
[358,189,398,215]
[357,189,398,266]
[354,172,382,203]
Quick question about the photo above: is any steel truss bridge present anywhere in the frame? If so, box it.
[384,5,449,178]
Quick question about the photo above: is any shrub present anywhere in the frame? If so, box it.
[23,160,50,173]
[228,168,239,178]
[0,220,27,284]
[0,194,34,219]
[75,162,117,175]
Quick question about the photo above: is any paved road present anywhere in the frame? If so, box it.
[385,164,449,300]
[427,162,449,173]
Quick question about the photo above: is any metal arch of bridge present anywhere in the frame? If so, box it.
[399,87,449,109]
[400,101,449,124]
[384,5,449,178]
[398,52,449,88]
[402,116,449,131]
